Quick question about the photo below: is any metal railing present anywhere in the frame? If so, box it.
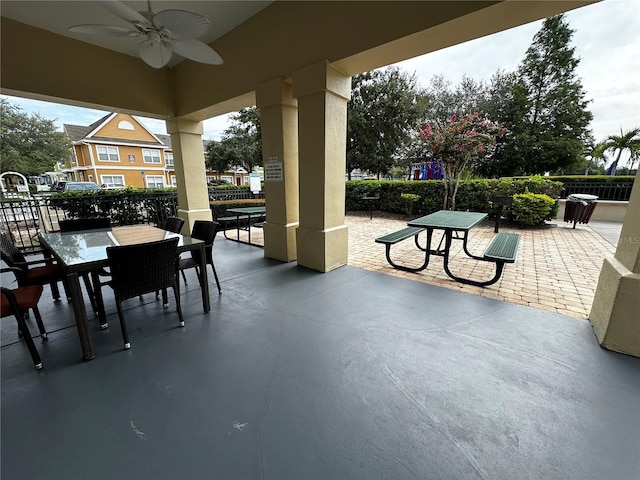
[561,182,634,201]
[208,187,264,201]
[1,192,179,253]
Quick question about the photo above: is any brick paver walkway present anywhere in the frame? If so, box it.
[347,212,617,319]
[225,212,617,319]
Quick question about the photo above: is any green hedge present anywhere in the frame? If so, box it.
[345,176,563,221]
[505,175,635,184]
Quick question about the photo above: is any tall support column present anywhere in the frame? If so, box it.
[292,61,351,272]
[256,78,299,262]
[166,117,212,233]
[589,171,640,357]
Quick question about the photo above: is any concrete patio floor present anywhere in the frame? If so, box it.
[1,225,638,480]
[237,212,622,319]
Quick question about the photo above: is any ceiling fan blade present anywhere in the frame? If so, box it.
[68,24,140,37]
[138,39,172,68]
[168,39,223,65]
[153,10,210,40]
[99,0,149,26]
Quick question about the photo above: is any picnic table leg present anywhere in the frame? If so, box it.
[384,229,432,273]
[460,230,485,261]
[441,231,507,287]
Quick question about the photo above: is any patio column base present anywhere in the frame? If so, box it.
[296,225,348,273]
[589,257,640,357]
[263,222,299,262]
[589,172,640,357]
[177,208,214,231]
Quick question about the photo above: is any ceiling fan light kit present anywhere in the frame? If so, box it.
[68,0,224,68]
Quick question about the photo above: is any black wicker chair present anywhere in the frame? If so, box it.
[164,216,185,234]
[0,232,68,301]
[101,237,183,349]
[1,285,48,369]
[178,220,222,294]
[145,216,185,300]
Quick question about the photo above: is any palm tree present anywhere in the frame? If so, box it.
[584,140,608,175]
[602,127,640,174]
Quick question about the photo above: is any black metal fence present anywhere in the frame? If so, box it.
[1,192,179,253]
[561,182,634,200]
[208,187,265,201]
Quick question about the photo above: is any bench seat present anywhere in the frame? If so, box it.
[483,232,520,263]
[217,215,250,223]
[375,226,424,245]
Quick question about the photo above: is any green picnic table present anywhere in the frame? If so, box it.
[375,210,520,287]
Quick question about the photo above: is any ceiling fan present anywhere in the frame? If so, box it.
[68,0,223,69]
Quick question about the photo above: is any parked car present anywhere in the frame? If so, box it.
[51,181,67,191]
[62,181,101,192]
[101,183,124,190]
[208,179,231,186]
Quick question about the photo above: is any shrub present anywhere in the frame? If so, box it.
[400,193,420,215]
[511,193,558,226]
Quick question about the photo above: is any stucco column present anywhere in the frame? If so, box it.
[589,170,640,357]
[256,78,299,262]
[166,117,212,233]
[292,61,351,272]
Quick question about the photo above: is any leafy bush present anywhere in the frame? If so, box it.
[492,175,563,198]
[511,193,558,226]
[49,188,178,226]
[400,193,420,215]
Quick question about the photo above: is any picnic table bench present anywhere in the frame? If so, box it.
[375,211,520,287]
[220,206,266,247]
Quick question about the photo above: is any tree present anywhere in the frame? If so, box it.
[205,107,262,174]
[582,140,608,175]
[0,98,71,175]
[347,67,426,179]
[416,113,507,210]
[498,15,593,175]
[422,74,488,127]
[601,127,640,174]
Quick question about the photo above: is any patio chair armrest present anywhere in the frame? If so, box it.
[23,257,56,267]
[1,266,24,276]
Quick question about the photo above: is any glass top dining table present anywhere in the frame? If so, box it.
[40,225,204,271]
[39,225,210,361]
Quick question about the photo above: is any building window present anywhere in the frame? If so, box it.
[171,175,177,186]
[142,149,161,164]
[100,175,125,188]
[165,153,174,166]
[221,176,233,184]
[145,175,165,188]
[118,120,135,130]
[96,145,120,162]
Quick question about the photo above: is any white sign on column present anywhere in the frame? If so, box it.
[265,156,283,182]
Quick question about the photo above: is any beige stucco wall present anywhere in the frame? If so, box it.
[556,199,629,223]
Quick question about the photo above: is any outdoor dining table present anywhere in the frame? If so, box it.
[224,206,266,247]
[39,225,210,361]
[406,210,489,275]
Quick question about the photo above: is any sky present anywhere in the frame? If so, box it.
[2,0,639,166]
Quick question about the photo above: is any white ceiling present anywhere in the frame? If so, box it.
[1,1,272,67]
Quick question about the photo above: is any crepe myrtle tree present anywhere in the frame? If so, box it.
[416,113,507,210]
